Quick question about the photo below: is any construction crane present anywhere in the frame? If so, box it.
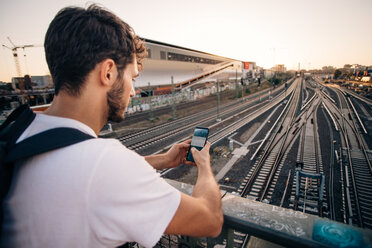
[2,37,42,77]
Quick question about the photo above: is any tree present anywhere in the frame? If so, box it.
[344,64,352,69]
[269,77,280,85]
[334,69,342,79]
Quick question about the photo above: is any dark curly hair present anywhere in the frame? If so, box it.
[44,4,147,96]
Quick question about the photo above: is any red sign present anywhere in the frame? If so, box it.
[244,62,250,70]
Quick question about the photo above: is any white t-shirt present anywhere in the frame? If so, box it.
[1,113,181,248]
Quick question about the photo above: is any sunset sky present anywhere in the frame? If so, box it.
[1,0,371,82]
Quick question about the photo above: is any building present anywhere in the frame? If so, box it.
[30,75,53,89]
[322,66,336,73]
[272,64,286,72]
[242,62,258,81]
[11,75,53,91]
[264,69,275,78]
[135,38,245,89]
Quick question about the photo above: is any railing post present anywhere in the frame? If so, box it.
[226,227,235,248]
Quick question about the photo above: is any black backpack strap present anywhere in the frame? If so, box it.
[1,127,95,239]
[0,104,32,131]
[0,104,36,145]
[6,127,95,163]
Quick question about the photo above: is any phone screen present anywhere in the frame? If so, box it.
[186,127,209,162]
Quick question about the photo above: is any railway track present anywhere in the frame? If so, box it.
[319,102,337,221]
[321,85,372,229]
[118,83,280,141]
[121,80,294,154]
[119,97,238,144]
[224,78,326,246]
[239,78,302,200]
[216,78,371,246]
[159,80,297,177]
[289,99,326,217]
[123,95,273,152]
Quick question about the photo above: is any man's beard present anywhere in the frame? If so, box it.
[107,76,126,122]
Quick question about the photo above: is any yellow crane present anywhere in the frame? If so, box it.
[2,37,42,77]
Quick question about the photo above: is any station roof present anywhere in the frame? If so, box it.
[141,37,238,62]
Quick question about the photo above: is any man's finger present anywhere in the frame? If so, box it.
[182,139,192,145]
[175,139,191,149]
[179,142,191,149]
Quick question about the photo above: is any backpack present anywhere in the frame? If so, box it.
[0,104,95,237]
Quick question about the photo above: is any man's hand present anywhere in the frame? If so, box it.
[190,142,211,168]
[165,139,194,168]
[145,139,193,170]
[165,140,223,237]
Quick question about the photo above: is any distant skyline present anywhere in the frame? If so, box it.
[1,0,372,82]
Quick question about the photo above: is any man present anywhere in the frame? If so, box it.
[1,4,222,248]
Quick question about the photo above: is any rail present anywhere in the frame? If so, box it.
[241,79,300,198]
[320,103,337,220]
[323,87,372,228]
[164,179,372,248]
[347,97,367,134]
[341,87,372,105]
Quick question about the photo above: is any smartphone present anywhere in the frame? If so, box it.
[186,127,209,162]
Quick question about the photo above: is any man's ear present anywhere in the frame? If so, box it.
[100,59,117,87]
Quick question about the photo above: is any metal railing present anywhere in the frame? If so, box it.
[156,179,372,248]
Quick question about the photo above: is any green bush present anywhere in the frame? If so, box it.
[269,77,281,85]
[236,90,242,98]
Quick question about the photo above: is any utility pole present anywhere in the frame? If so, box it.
[171,76,176,120]
[235,69,239,98]
[148,82,153,121]
[216,80,221,122]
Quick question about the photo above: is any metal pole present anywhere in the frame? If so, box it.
[171,76,176,120]
[235,69,239,98]
[217,80,221,122]
[148,82,153,121]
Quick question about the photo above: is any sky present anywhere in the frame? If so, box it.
[0,0,371,82]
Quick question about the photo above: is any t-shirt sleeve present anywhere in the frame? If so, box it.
[86,141,181,248]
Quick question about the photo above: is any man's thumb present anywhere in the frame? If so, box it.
[191,147,199,155]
